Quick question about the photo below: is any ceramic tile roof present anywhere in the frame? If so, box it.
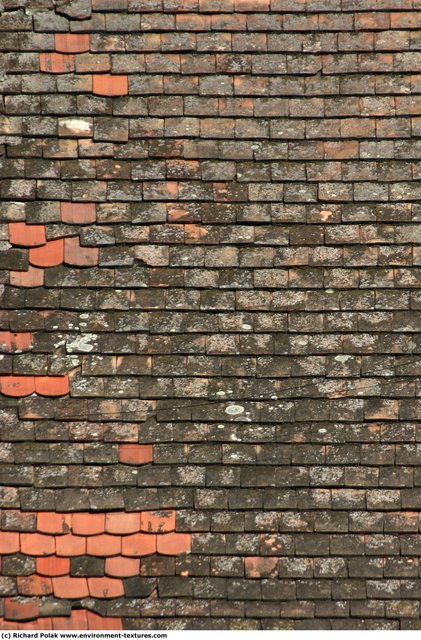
[1,0,421,630]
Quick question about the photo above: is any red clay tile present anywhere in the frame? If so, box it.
[140,510,176,533]
[20,533,55,556]
[87,611,123,631]
[34,376,70,397]
[118,444,153,465]
[87,577,125,598]
[17,574,53,596]
[105,512,140,534]
[20,619,53,630]
[52,610,88,630]
[0,376,35,397]
[29,239,64,267]
[0,531,20,554]
[55,33,90,53]
[64,236,99,266]
[37,556,70,577]
[86,534,121,557]
[56,534,86,557]
[52,576,89,599]
[156,532,192,555]
[93,74,128,96]
[0,619,19,629]
[9,223,46,247]
[105,556,140,577]
[4,597,39,622]
[0,332,32,352]
[244,556,278,578]
[61,202,96,224]
[121,533,156,557]
[10,267,44,288]
[40,52,75,73]
[37,512,70,535]
[72,512,105,536]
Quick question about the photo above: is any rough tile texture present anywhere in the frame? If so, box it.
[1,0,421,631]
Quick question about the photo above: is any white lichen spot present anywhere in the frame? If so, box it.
[66,333,97,353]
[225,404,245,416]
[335,355,352,363]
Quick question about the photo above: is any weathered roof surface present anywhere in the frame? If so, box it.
[1,0,421,630]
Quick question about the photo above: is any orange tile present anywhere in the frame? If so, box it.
[52,610,88,630]
[0,376,35,397]
[29,239,64,267]
[0,531,20,554]
[9,222,46,247]
[10,267,44,288]
[53,576,89,599]
[20,619,53,630]
[156,532,192,555]
[37,556,70,577]
[86,534,121,557]
[87,611,123,631]
[64,236,99,266]
[105,512,140,534]
[37,512,70,535]
[0,332,32,352]
[4,597,40,622]
[118,444,153,465]
[0,619,20,629]
[34,376,70,397]
[105,556,140,577]
[17,575,53,596]
[56,534,86,557]
[72,512,105,536]
[40,52,75,73]
[61,202,96,224]
[121,533,156,557]
[87,577,125,598]
[92,74,128,96]
[55,33,90,53]
[20,533,55,556]
[140,510,176,533]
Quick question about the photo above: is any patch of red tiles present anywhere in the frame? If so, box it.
[105,512,140,534]
[118,443,153,464]
[86,533,122,556]
[9,223,46,247]
[140,510,176,533]
[0,331,32,352]
[29,239,64,267]
[52,576,89,599]
[40,52,75,73]
[55,33,90,53]
[121,532,156,557]
[0,509,191,617]
[37,556,70,577]
[10,266,44,288]
[0,611,123,630]
[92,74,128,96]
[72,512,105,536]
[17,575,53,596]
[4,597,40,622]
[37,512,71,534]
[64,236,99,266]
[87,577,125,599]
[105,556,140,577]
[156,532,192,555]
[0,531,20,554]
[61,202,96,224]
[0,375,70,397]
